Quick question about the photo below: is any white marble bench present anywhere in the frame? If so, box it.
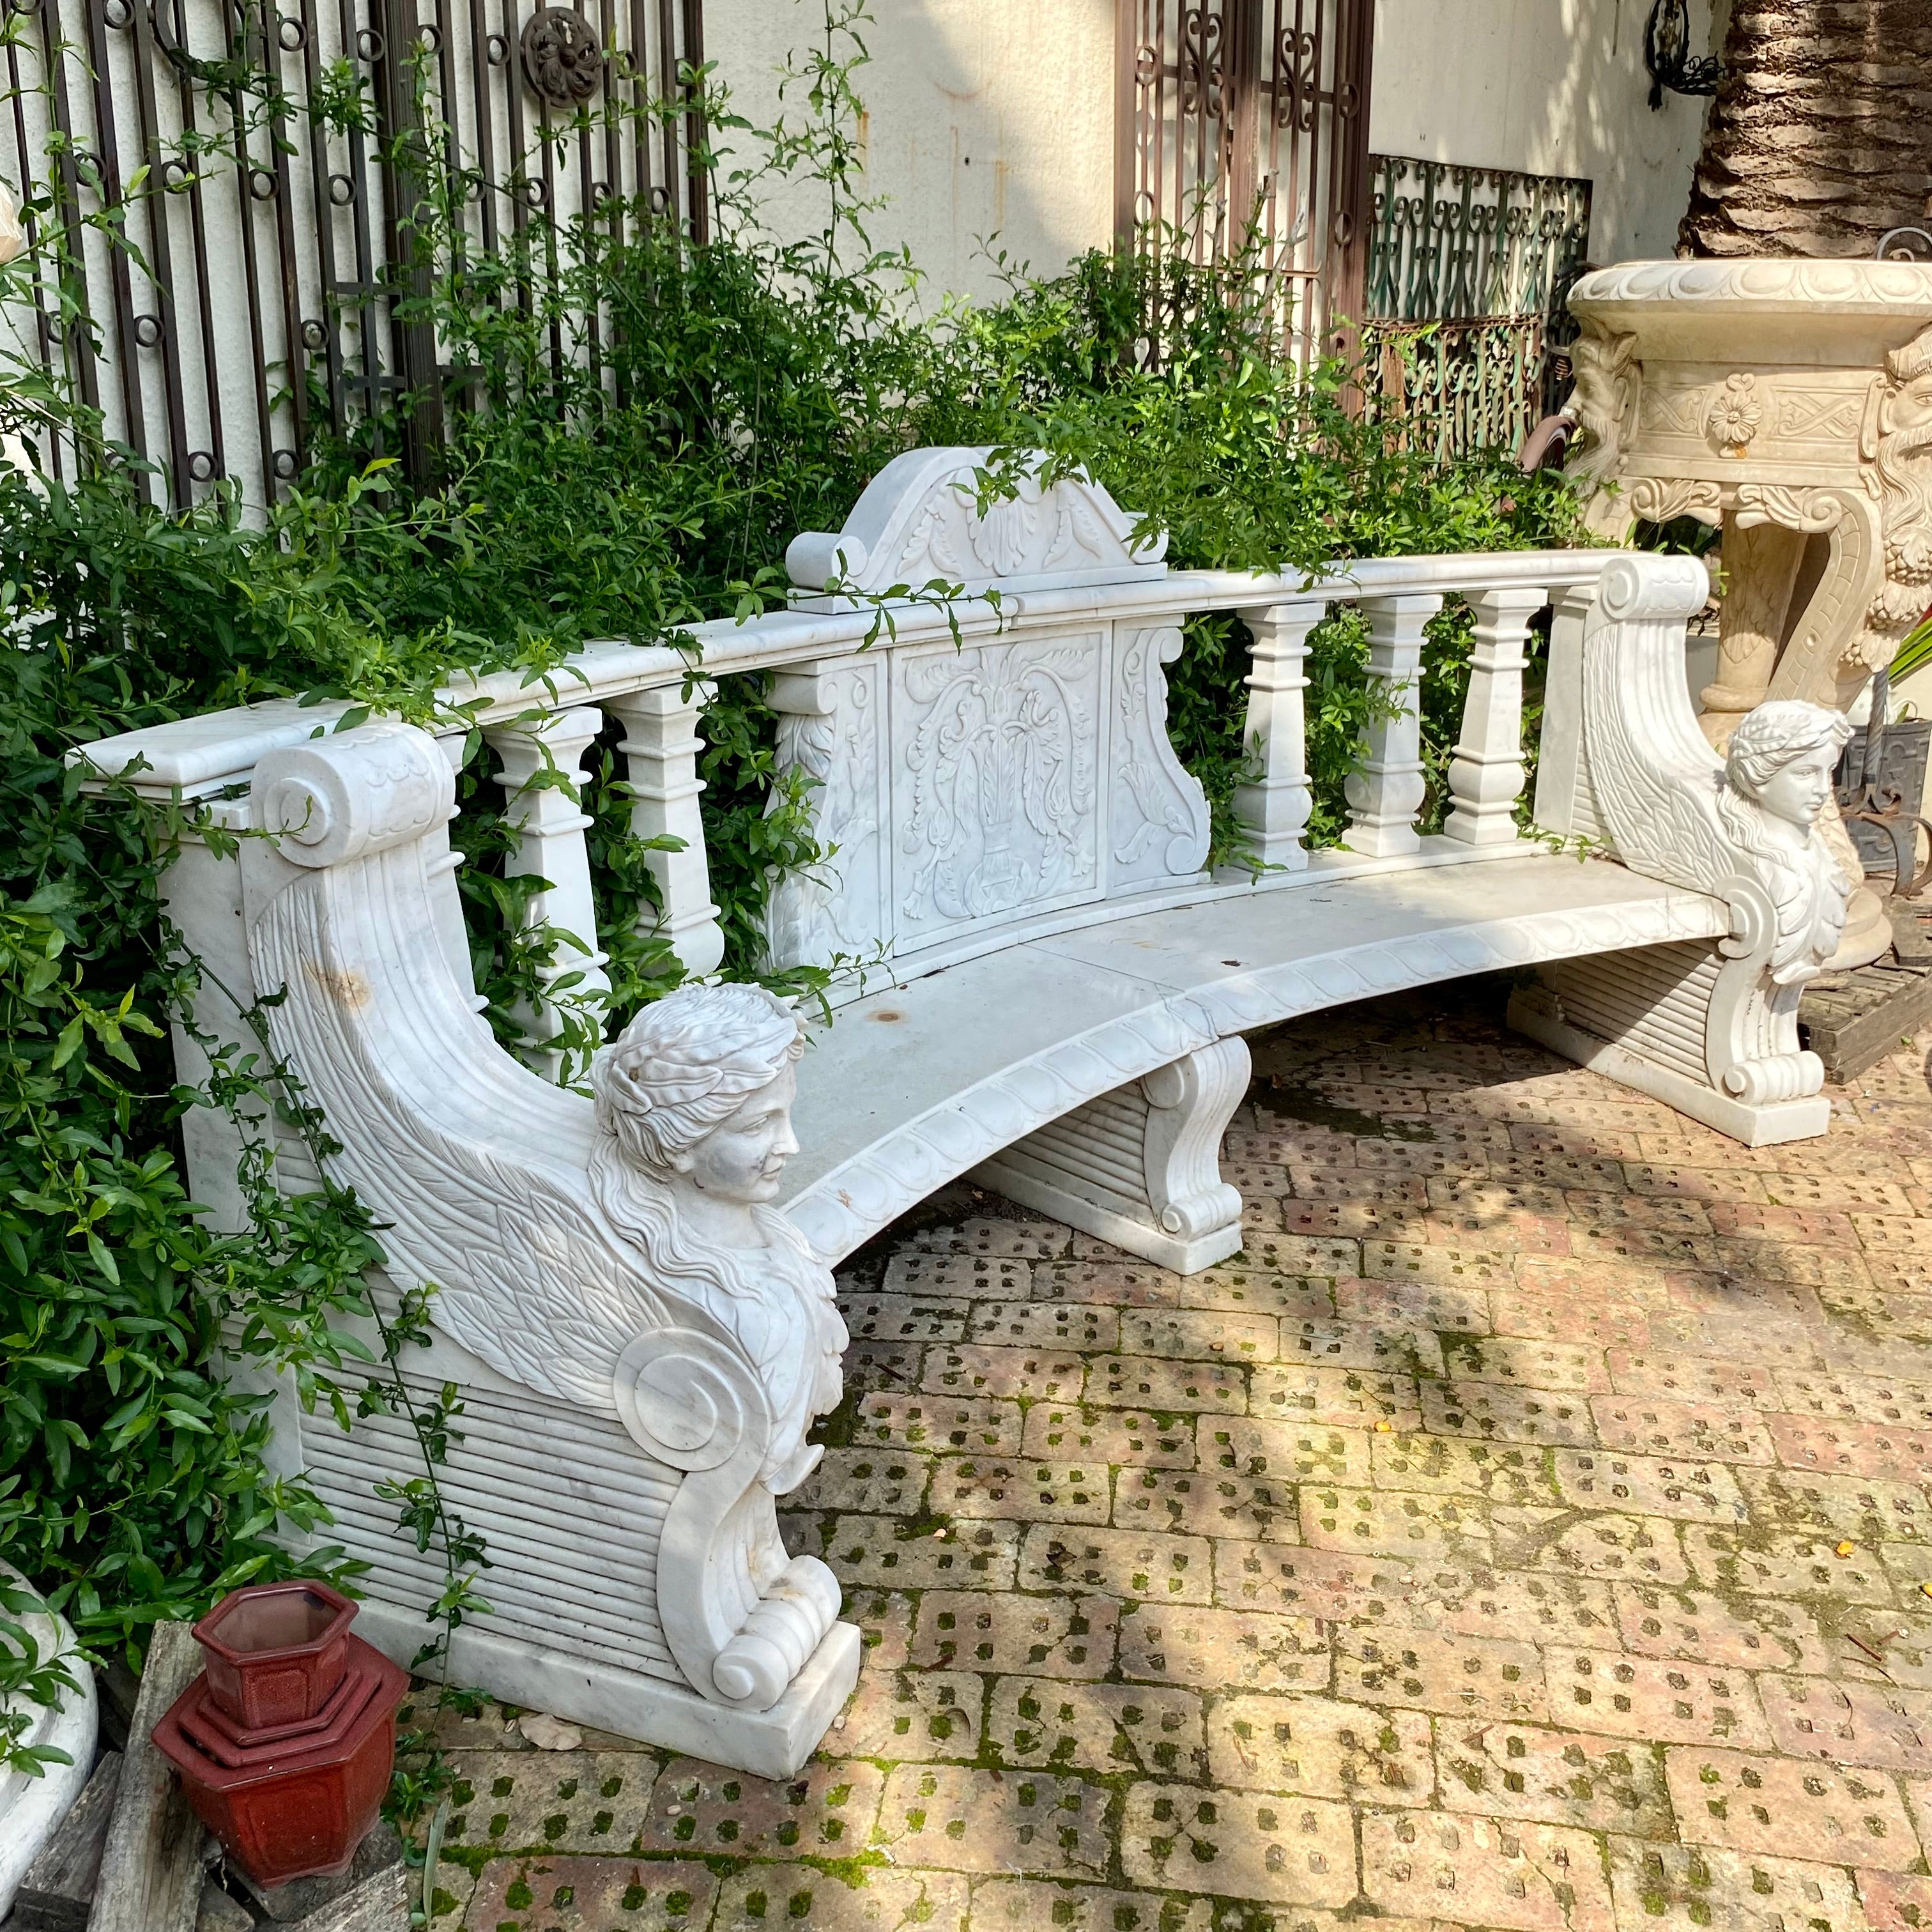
[72,449,1853,1778]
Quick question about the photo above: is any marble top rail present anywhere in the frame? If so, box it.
[69,546,1618,799]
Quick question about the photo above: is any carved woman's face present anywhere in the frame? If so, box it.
[674,1062,800,1205]
[1753,742,1838,831]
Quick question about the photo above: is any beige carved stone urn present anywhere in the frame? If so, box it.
[1561,257,1932,965]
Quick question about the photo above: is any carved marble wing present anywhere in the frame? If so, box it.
[1579,553,1739,896]
[245,727,664,1415]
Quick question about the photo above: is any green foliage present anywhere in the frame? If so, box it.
[0,487,381,1705]
[0,0,1582,1760]
[1891,608,1932,685]
[0,1572,81,1779]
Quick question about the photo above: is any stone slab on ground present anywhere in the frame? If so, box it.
[231,1823,404,1923]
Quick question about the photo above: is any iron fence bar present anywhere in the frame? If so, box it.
[41,3,102,431]
[263,0,313,496]
[503,0,533,331]
[296,0,345,462]
[652,0,675,228]
[575,26,599,384]
[1296,0,1325,363]
[464,0,495,267]
[171,18,229,490]
[223,1,280,503]
[1257,0,1278,293]
[535,77,559,378]
[1323,0,1369,357]
[373,0,444,478]
[1112,0,1134,243]
[122,0,192,502]
[597,0,619,399]
[334,0,385,444]
[677,0,700,240]
[599,0,618,356]
[79,0,151,488]
[624,0,648,228]
[8,19,64,478]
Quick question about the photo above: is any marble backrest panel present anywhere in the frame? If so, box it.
[766,450,1212,977]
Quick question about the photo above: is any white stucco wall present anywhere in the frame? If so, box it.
[704,0,1116,309]
[1368,0,1717,263]
[705,0,1719,302]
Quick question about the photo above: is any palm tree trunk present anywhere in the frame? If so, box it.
[1680,0,1932,257]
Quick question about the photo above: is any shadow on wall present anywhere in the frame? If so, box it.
[703,0,1116,306]
[1367,0,1719,261]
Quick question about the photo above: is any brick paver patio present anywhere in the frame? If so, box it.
[420,979,1932,1932]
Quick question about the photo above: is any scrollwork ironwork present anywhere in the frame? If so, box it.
[1362,153,1591,459]
[1643,0,1721,108]
[1176,6,1224,119]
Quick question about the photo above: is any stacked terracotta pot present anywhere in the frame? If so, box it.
[153,1580,406,1885]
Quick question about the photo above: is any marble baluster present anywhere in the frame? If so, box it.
[1346,592,1443,858]
[484,706,611,1079]
[607,681,726,981]
[428,733,488,1013]
[1443,584,1548,847]
[1231,599,1324,873]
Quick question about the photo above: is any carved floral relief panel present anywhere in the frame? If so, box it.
[896,477,1129,586]
[764,658,891,973]
[1632,371,1874,464]
[1110,626,1213,891]
[889,631,1104,946]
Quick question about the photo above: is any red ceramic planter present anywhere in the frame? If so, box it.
[155,1583,407,1887]
[194,1578,356,1730]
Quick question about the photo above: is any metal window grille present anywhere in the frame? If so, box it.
[4,0,707,512]
[1114,0,1375,366]
[1361,153,1592,459]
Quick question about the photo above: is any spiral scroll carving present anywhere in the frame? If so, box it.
[252,723,452,868]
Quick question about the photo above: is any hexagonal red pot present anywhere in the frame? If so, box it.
[155,1583,408,1887]
[193,1578,356,1731]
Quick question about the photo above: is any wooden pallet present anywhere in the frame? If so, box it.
[1800,898,1932,1082]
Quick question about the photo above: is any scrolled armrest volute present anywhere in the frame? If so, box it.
[253,723,454,868]
[613,1326,769,1473]
[1596,551,1708,626]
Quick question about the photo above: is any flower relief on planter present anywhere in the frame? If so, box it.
[1871,325,1932,636]
[240,720,857,1770]
[1706,370,1763,453]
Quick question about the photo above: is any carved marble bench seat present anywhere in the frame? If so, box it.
[70,448,1855,1781]
[780,855,1730,1275]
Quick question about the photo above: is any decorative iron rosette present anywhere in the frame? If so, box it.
[519,6,602,107]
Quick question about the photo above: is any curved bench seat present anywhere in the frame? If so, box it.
[784,848,1729,1269]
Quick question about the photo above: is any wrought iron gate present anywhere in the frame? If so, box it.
[1113,0,1375,364]
[4,0,705,510]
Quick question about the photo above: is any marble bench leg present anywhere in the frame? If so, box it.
[970,1038,1251,1273]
